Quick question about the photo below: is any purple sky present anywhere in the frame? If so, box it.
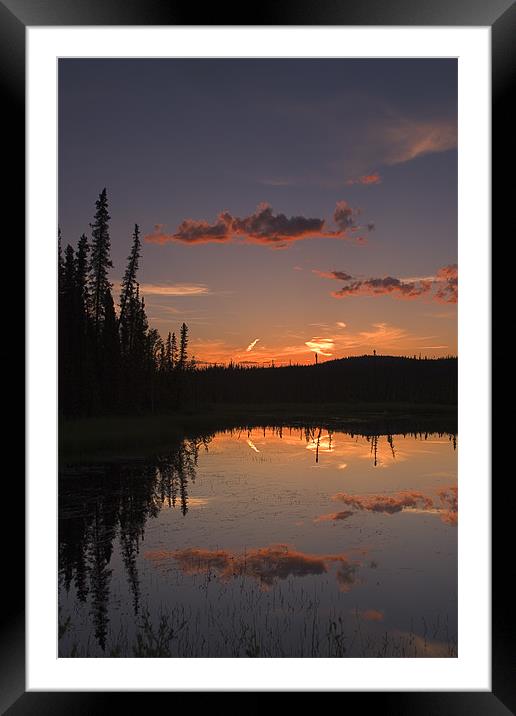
[58,59,457,364]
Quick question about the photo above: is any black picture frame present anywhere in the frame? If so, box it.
[3,0,510,710]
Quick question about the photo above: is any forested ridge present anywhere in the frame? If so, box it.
[59,189,457,417]
[186,355,457,407]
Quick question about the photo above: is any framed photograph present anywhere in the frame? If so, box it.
[4,0,510,709]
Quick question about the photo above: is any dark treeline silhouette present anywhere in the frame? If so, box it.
[59,189,194,417]
[59,189,456,417]
[179,355,457,407]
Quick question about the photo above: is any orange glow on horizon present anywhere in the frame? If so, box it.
[185,319,456,366]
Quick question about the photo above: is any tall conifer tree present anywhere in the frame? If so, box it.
[165,331,173,371]
[171,332,178,367]
[178,323,189,370]
[119,224,142,357]
[119,224,141,327]
[89,188,112,336]
[75,233,90,323]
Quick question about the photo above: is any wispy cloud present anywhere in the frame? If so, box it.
[259,178,293,187]
[246,338,260,352]
[145,200,373,249]
[424,311,457,320]
[138,283,211,296]
[382,117,457,165]
[418,345,449,350]
[346,171,382,186]
[305,337,335,356]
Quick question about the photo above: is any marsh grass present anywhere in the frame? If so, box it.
[59,580,457,659]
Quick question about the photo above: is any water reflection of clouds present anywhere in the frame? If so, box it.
[59,428,457,657]
[356,609,384,622]
[305,434,334,454]
[388,631,456,657]
[146,544,360,590]
[246,438,260,453]
[314,510,355,523]
[322,487,458,524]
[437,486,458,525]
[333,490,434,514]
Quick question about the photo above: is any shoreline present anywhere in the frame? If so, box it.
[59,402,457,462]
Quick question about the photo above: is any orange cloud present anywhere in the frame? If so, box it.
[246,338,260,352]
[145,201,373,248]
[318,265,458,304]
[346,172,382,186]
[433,265,458,304]
[145,544,359,589]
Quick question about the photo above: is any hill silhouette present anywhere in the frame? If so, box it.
[182,355,457,408]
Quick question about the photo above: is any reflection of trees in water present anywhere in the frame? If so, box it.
[59,427,456,651]
[59,436,210,650]
[387,434,396,458]
[200,425,456,466]
[88,501,114,650]
[368,435,379,466]
[155,437,209,516]
[300,428,455,467]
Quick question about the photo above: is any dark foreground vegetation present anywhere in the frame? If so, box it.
[59,188,457,418]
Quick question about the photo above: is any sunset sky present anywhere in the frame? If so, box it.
[58,59,457,365]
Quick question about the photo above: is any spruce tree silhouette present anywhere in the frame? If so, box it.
[119,223,141,344]
[178,322,189,370]
[89,188,112,337]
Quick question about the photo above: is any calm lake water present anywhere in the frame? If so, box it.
[59,425,457,657]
